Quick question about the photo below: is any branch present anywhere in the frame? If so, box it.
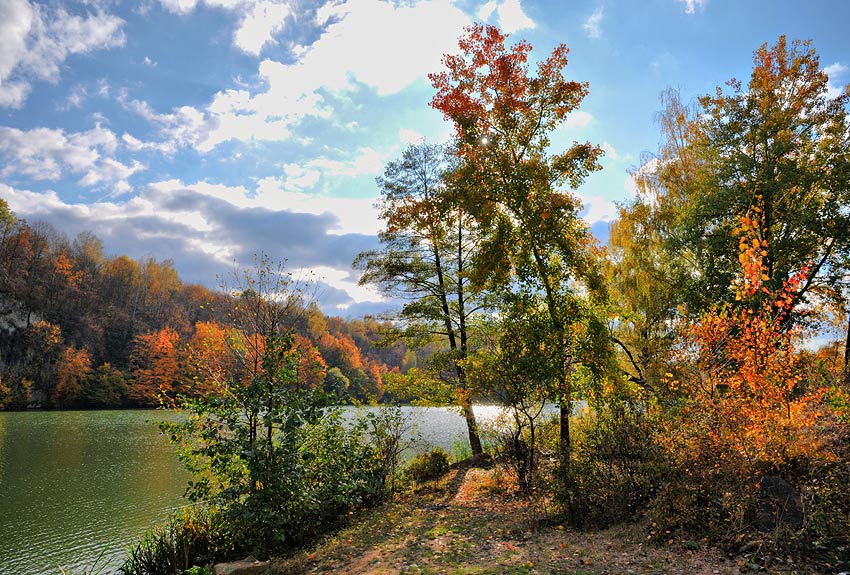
[609,334,653,392]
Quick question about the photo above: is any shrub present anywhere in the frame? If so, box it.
[565,407,667,527]
[404,448,450,483]
[119,507,237,575]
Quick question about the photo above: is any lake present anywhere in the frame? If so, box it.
[0,405,522,575]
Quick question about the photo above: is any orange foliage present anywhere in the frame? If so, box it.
[53,346,92,407]
[130,327,180,406]
[293,333,327,390]
[671,216,828,470]
[54,252,82,289]
[184,321,234,396]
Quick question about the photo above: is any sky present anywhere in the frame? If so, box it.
[1,0,848,317]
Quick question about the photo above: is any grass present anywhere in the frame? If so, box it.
[266,467,804,575]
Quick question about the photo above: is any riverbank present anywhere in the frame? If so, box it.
[269,466,806,575]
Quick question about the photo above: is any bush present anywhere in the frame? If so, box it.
[564,407,667,527]
[119,507,238,575]
[404,448,450,483]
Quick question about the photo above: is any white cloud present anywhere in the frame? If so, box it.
[152,174,383,237]
[0,0,124,108]
[158,0,199,14]
[677,0,706,14]
[79,157,144,187]
[234,1,290,56]
[308,147,387,179]
[477,1,497,21]
[399,128,424,145]
[290,265,383,309]
[476,0,535,34]
[136,0,470,153]
[0,125,142,191]
[159,0,290,57]
[583,6,603,38]
[120,95,211,152]
[580,195,618,223]
[564,110,594,129]
[601,141,619,161]
[824,62,848,99]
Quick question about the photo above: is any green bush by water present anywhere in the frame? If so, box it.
[404,448,450,483]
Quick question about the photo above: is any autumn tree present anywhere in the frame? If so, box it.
[52,346,93,408]
[606,197,683,396]
[430,24,611,464]
[656,215,837,539]
[129,327,181,406]
[355,142,489,454]
[161,257,333,551]
[636,38,850,323]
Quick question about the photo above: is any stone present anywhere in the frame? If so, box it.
[213,556,270,575]
[754,475,804,532]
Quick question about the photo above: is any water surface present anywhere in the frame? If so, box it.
[0,405,532,574]
[0,410,189,575]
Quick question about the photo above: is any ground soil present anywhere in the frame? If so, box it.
[267,466,813,575]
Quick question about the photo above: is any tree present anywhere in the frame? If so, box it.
[52,346,93,408]
[661,216,833,528]
[606,197,682,396]
[430,24,610,464]
[161,257,333,553]
[637,38,850,321]
[129,327,180,406]
[355,142,488,454]
[83,363,128,407]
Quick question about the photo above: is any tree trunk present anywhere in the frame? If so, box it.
[461,401,483,455]
[844,310,850,389]
[559,400,570,467]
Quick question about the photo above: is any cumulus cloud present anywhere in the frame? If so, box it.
[2,180,384,311]
[563,110,594,129]
[477,0,535,34]
[583,6,603,38]
[579,194,618,224]
[0,125,142,190]
[0,0,125,108]
[601,141,619,160]
[824,62,848,99]
[399,128,425,145]
[234,1,290,55]
[119,94,211,152]
[159,0,291,57]
[129,0,469,153]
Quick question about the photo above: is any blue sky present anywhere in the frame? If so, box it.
[1,0,848,316]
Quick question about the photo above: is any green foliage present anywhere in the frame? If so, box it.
[404,448,450,483]
[565,407,668,527]
[354,142,489,454]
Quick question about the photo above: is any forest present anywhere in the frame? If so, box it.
[0,206,420,409]
[2,24,850,574]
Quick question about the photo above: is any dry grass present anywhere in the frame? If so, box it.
[268,468,812,575]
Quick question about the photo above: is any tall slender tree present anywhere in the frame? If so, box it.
[430,24,610,466]
[355,142,487,454]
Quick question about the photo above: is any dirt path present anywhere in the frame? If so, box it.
[269,468,762,575]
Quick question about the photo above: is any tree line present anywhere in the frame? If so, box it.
[0,206,419,409]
